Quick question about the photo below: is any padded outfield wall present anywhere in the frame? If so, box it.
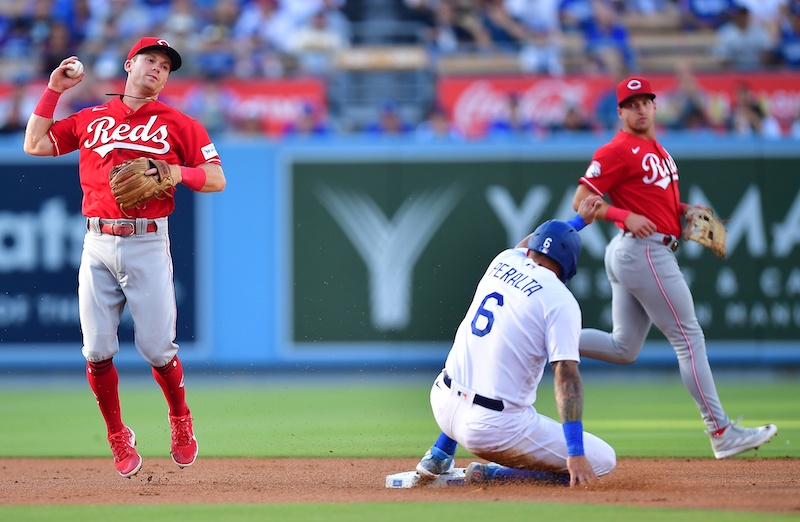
[0,134,798,371]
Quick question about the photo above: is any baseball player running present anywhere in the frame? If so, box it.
[571,76,777,459]
[417,196,616,487]
[23,37,226,477]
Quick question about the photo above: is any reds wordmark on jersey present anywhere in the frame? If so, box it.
[47,97,221,219]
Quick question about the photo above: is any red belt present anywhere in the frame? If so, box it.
[95,220,157,237]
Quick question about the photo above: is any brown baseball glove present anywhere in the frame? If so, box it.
[109,157,174,212]
[682,205,727,258]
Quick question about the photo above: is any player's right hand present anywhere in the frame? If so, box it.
[624,213,657,237]
[566,455,598,487]
[577,194,604,225]
[48,56,83,93]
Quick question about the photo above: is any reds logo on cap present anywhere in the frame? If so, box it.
[127,37,182,72]
[616,77,656,107]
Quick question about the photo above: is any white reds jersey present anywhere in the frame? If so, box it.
[444,248,582,409]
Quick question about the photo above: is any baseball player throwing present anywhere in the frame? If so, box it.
[571,76,777,459]
[418,196,616,487]
[23,37,226,477]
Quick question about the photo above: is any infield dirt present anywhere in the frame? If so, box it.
[1,457,798,513]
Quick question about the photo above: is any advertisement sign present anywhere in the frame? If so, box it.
[0,78,327,138]
[291,155,800,346]
[0,162,198,348]
[438,72,800,138]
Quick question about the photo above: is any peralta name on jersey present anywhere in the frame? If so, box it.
[488,261,543,296]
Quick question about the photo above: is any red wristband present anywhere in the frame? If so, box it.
[34,87,62,119]
[604,206,631,223]
[180,166,206,191]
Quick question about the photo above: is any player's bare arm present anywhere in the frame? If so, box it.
[170,162,226,193]
[24,114,56,156]
[572,184,656,237]
[552,359,598,486]
[24,57,83,156]
[552,360,582,421]
[572,184,608,218]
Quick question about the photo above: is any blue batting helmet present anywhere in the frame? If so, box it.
[526,219,582,282]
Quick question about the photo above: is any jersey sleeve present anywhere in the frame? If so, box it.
[47,114,81,157]
[181,117,221,167]
[578,143,625,196]
[544,294,582,363]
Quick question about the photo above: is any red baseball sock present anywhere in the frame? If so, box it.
[152,355,189,417]
[86,359,125,435]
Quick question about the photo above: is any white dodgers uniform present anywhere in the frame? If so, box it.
[429,248,616,474]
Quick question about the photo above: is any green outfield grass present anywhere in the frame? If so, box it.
[2,374,796,459]
[1,373,797,521]
[1,502,798,522]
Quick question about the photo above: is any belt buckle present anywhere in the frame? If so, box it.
[455,388,475,404]
[663,235,679,252]
[112,223,135,236]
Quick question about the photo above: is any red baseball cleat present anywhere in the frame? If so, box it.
[169,411,198,468]
[108,426,142,478]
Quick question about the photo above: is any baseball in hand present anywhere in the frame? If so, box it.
[66,60,84,78]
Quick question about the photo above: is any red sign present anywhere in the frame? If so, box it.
[438,72,800,138]
[7,78,326,137]
[171,78,327,136]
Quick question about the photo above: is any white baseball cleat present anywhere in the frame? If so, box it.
[708,420,778,459]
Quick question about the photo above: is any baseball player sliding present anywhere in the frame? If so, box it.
[23,37,226,477]
[572,76,777,459]
[418,196,616,488]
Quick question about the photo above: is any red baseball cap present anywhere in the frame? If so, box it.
[616,77,656,107]
[127,37,182,72]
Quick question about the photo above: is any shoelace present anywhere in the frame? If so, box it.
[108,431,135,461]
[171,416,194,446]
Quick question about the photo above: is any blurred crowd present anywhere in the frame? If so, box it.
[0,0,798,139]
[2,0,798,80]
[0,0,352,80]
[408,0,800,75]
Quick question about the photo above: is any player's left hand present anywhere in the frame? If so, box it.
[108,157,174,212]
[683,205,727,258]
[576,195,603,225]
[566,455,598,487]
